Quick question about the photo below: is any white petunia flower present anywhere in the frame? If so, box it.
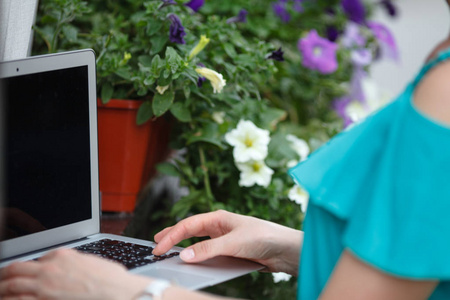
[272,272,292,283]
[286,134,310,161]
[225,120,270,163]
[345,100,366,122]
[236,160,274,188]
[347,78,393,124]
[286,159,299,169]
[156,85,169,95]
[288,185,309,213]
[195,67,226,93]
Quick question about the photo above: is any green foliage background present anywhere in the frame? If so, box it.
[32,0,385,298]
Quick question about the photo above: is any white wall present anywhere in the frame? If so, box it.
[370,0,450,97]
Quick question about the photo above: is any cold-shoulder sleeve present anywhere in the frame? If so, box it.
[289,89,450,279]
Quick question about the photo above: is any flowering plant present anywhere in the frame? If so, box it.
[33,0,398,298]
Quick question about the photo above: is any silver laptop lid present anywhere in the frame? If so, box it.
[0,49,99,260]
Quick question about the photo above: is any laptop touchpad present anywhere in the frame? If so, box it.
[138,268,214,287]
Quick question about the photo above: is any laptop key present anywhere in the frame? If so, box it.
[74,238,179,270]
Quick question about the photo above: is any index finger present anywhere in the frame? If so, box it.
[152,211,225,255]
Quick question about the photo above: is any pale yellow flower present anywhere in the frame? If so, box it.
[119,52,132,66]
[195,67,226,94]
[189,35,210,60]
[212,112,225,124]
[156,85,169,95]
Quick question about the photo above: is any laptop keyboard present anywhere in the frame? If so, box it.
[74,238,179,270]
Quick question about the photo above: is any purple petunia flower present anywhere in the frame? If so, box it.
[341,22,366,48]
[333,96,354,128]
[197,76,206,87]
[272,1,290,23]
[293,0,304,12]
[237,9,248,22]
[350,67,367,103]
[351,48,372,67]
[168,14,186,44]
[268,47,285,61]
[226,9,248,24]
[380,0,397,18]
[298,30,339,74]
[185,0,204,12]
[367,21,399,61]
[326,26,340,42]
[341,0,366,24]
[349,49,371,104]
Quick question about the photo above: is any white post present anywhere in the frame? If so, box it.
[0,0,39,61]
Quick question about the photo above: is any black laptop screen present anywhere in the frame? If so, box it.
[1,66,92,241]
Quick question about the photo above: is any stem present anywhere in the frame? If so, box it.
[32,26,52,53]
[198,146,214,210]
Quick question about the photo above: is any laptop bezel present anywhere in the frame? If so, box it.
[0,49,100,260]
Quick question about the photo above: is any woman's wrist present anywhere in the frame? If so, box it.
[266,226,303,276]
[135,279,172,300]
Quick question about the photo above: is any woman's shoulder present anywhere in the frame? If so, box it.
[413,59,450,127]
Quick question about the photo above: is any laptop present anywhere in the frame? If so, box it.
[0,49,262,290]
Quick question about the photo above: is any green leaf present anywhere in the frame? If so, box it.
[41,15,57,24]
[150,36,169,55]
[115,68,131,80]
[62,25,78,42]
[186,123,225,149]
[260,107,287,129]
[138,55,153,67]
[170,102,191,122]
[136,101,153,125]
[156,162,179,177]
[163,68,171,79]
[143,76,155,86]
[223,43,237,58]
[183,85,191,99]
[147,20,163,36]
[157,73,172,86]
[165,47,178,61]
[170,190,204,218]
[152,89,174,117]
[165,46,182,74]
[187,136,224,148]
[137,87,148,96]
[101,83,114,104]
[182,69,199,86]
[211,202,226,211]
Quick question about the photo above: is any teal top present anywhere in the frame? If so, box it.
[289,49,450,300]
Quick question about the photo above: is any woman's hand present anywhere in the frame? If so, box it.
[153,210,303,276]
[0,248,151,300]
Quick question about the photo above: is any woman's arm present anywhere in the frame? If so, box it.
[0,249,236,300]
[0,210,303,299]
[319,250,438,300]
[153,210,303,276]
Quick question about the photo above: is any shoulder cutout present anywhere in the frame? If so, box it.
[413,60,450,126]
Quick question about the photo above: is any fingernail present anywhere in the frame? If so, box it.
[180,248,195,261]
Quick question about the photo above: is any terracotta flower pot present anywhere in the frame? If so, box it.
[97,98,170,212]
